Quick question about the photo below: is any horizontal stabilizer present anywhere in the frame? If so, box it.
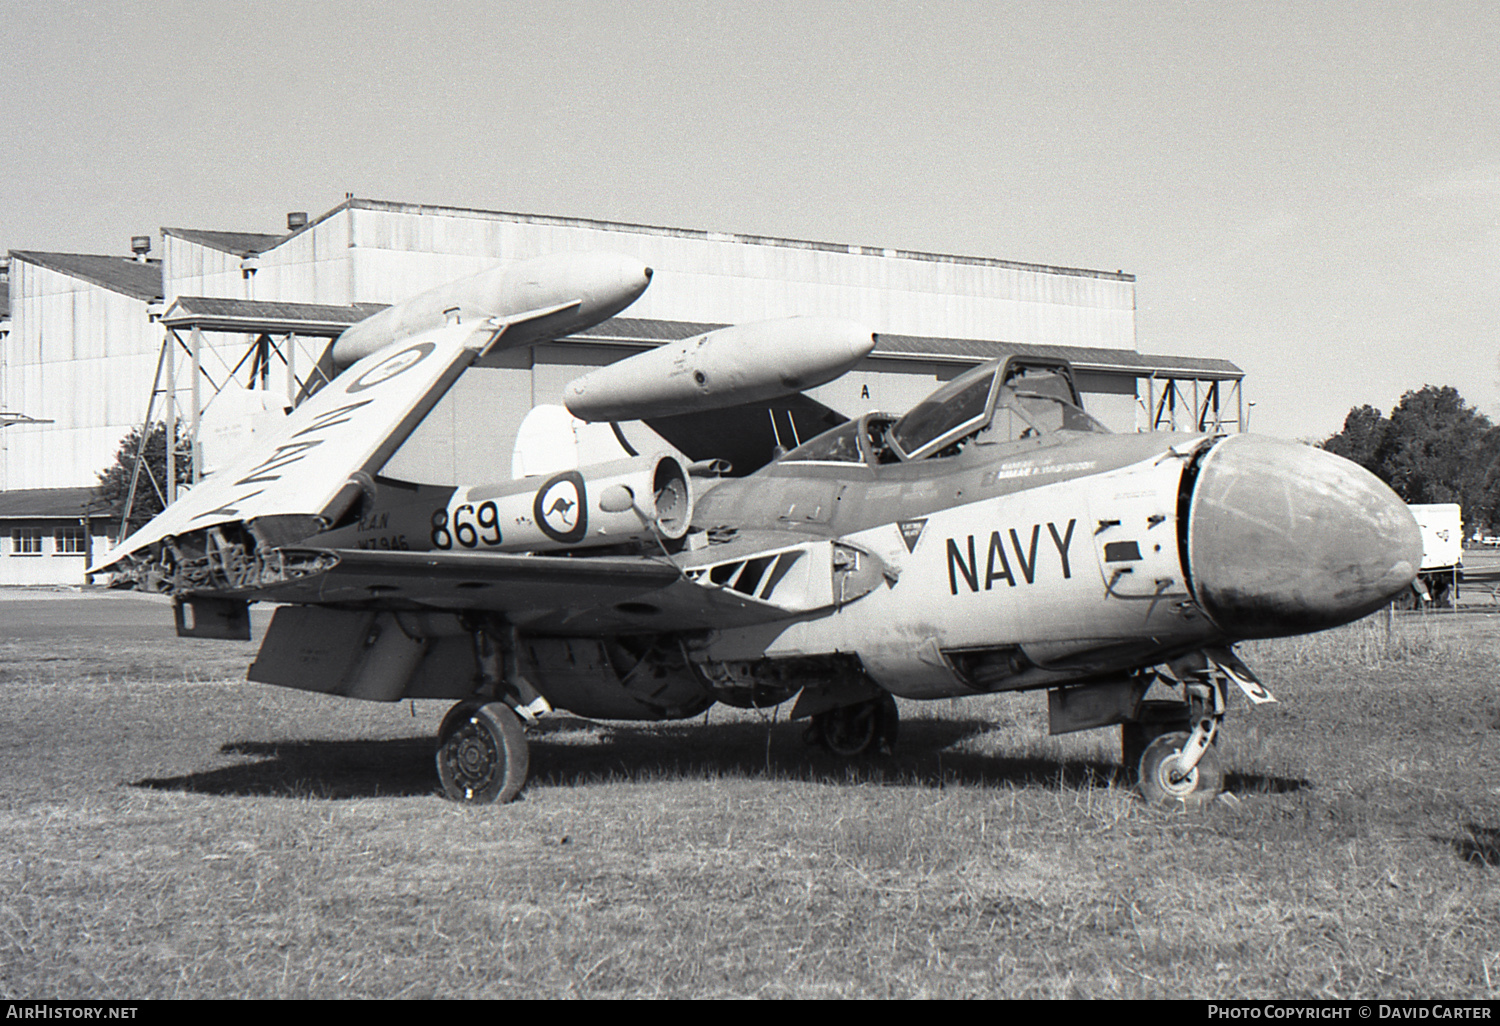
[645,393,849,476]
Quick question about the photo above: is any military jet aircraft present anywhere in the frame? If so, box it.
[93,251,1423,808]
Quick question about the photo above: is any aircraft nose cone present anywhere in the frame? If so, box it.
[1187,434,1422,638]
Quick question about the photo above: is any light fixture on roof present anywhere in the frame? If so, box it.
[131,236,151,263]
[287,211,308,231]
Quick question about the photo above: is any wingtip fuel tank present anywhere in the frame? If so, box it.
[562,317,877,422]
[331,252,654,368]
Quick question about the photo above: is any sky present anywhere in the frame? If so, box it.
[3,0,1497,441]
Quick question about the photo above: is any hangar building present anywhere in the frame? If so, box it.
[0,197,1242,583]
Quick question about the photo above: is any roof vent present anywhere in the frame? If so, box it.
[131,236,152,262]
[287,211,308,231]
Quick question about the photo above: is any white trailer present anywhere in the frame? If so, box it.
[1409,503,1463,605]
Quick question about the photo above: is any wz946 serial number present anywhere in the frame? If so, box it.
[432,501,503,550]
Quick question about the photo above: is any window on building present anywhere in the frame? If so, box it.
[11,528,44,555]
[55,526,87,555]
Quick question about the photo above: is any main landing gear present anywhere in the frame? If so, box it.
[805,693,900,757]
[436,622,547,804]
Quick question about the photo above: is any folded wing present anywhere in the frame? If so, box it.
[92,318,512,573]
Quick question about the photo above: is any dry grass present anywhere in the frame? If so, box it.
[2,595,1499,998]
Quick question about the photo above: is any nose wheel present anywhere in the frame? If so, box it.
[1136,727,1223,809]
[436,701,530,804]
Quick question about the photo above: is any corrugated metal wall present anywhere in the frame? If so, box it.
[251,214,354,305]
[317,205,1137,350]
[1,261,159,490]
[162,235,248,303]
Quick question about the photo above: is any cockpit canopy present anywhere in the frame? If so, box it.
[885,357,1106,461]
[780,356,1107,467]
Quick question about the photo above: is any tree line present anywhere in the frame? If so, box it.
[95,424,194,535]
[1321,385,1500,539]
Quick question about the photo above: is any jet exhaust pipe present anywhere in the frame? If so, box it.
[562,317,876,422]
[332,252,654,368]
[1183,434,1422,638]
[434,453,693,554]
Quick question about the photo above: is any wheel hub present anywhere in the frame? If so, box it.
[825,707,876,755]
[449,727,498,787]
[1156,752,1200,796]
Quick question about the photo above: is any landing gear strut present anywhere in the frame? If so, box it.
[807,693,899,757]
[1123,662,1229,808]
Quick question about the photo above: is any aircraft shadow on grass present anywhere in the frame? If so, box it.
[1438,824,1500,867]
[133,715,1306,802]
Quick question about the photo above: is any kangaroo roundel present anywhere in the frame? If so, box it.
[534,471,588,544]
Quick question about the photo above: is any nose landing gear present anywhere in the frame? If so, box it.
[1122,651,1251,808]
[1135,719,1224,809]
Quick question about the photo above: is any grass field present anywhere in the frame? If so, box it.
[1,593,1498,998]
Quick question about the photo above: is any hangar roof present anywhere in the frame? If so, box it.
[162,296,389,337]
[161,228,286,257]
[8,252,162,302]
[146,299,1240,381]
[874,332,1243,380]
[0,486,101,519]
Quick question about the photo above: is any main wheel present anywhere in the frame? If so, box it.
[436,701,530,804]
[812,693,899,757]
[1137,730,1223,809]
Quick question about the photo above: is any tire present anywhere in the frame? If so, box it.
[813,693,898,757]
[1137,730,1224,809]
[436,701,530,804]
[438,700,484,747]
